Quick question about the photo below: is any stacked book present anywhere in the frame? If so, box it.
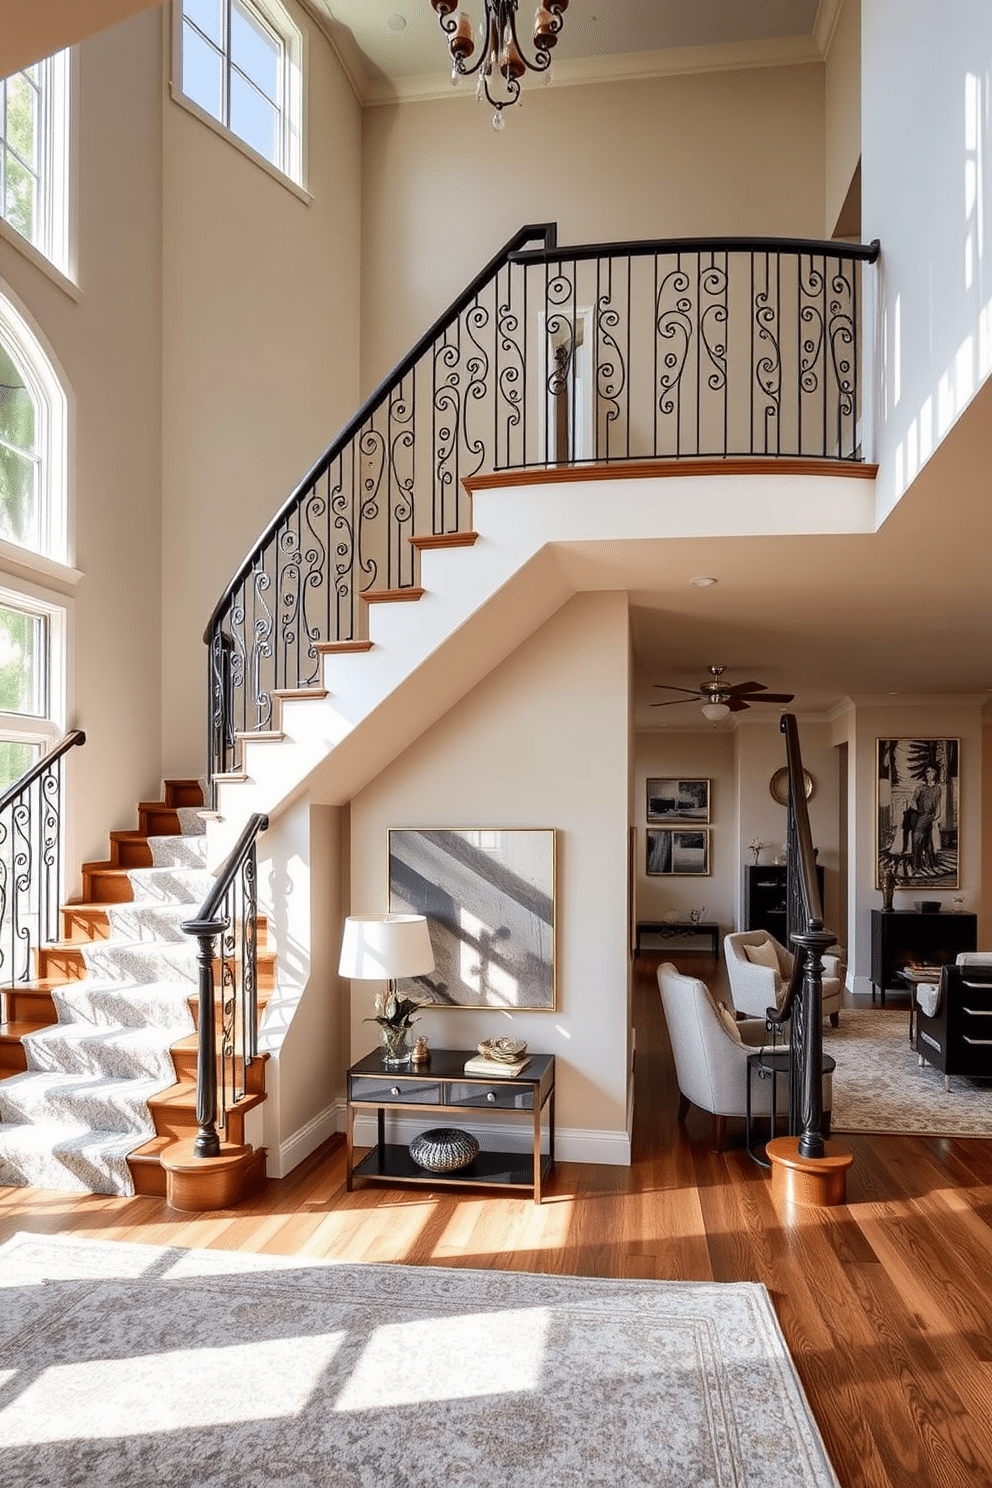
[463,1053,531,1078]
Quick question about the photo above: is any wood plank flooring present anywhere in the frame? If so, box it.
[2,954,992,1487]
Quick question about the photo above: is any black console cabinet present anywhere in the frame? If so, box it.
[744,864,823,938]
[870,909,977,1001]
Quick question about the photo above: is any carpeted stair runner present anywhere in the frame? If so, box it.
[0,824,209,1196]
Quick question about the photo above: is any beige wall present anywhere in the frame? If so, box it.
[0,10,166,875]
[360,62,826,390]
[161,0,363,774]
[824,0,861,237]
[634,719,844,949]
[347,591,632,1159]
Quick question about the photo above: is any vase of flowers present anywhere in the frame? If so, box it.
[366,989,423,1066]
[748,838,764,865]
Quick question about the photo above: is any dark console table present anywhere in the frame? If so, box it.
[635,921,719,956]
[346,1047,555,1203]
[870,909,977,1002]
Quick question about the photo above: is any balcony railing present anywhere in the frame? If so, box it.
[205,224,879,791]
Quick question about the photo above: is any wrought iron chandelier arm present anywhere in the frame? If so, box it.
[430,1,569,118]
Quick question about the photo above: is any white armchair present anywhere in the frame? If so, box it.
[657,962,832,1152]
[724,930,844,1027]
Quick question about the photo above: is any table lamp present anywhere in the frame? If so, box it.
[338,914,435,1064]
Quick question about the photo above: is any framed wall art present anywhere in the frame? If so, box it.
[876,737,959,889]
[646,827,710,877]
[388,827,556,1010]
[646,777,710,823]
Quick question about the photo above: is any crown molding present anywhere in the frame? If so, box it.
[331,33,824,110]
[814,0,845,60]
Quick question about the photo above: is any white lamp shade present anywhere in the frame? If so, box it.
[338,914,435,980]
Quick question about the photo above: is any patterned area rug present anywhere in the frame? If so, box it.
[827,1006,992,1136]
[0,1232,840,1488]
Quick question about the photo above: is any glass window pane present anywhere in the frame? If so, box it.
[4,151,36,241]
[5,73,38,169]
[0,344,35,454]
[0,447,39,549]
[182,21,224,122]
[183,0,224,47]
[232,3,280,104]
[0,739,40,792]
[0,605,44,716]
[230,73,278,163]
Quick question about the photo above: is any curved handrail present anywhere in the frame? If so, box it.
[0,728,85,816]
[203,224,881,790]
[204,223,558,641]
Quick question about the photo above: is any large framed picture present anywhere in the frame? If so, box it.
[646,828,710,877]
[876,738,959,888]
[646,777,710,823]
[388,828,556,1010]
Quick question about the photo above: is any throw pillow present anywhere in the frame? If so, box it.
[716,1000,743,1043]
[745,939,781,973]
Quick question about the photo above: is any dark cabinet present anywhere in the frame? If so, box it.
[870,909,977,1000]
[744,864,823,938]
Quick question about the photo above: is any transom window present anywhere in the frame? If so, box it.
[0,52,70,274]
[179,0,302,183]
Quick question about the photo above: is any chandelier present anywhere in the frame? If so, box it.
[429,0,569,129]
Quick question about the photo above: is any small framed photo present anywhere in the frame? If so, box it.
[646,828,710,877]
[646,777,710,823]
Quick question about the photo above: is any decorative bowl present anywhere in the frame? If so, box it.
[409,1127,480,1173]
[477,1037,527,1064]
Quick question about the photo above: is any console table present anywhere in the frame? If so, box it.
[635,921,719,956]
[346,1048,555,1204]
[870,909,977,1002]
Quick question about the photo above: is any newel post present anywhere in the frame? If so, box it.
[789,926,836,1160]
[188,916,227,1158]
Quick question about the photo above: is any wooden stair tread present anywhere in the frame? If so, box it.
[0,1020,50,1040]
[360,587,425,604]
[148,1082,265,1114]
[315,639,374,653]
[409,531,479,550]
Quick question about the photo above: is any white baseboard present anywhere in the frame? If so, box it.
[351,1110,631,1166]
[272,1099,345,1179]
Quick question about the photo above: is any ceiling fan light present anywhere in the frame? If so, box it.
[701,701,731,721]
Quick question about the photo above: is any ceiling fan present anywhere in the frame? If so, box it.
[651,665,795,721]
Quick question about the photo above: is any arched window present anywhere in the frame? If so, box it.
[0,293,68,565]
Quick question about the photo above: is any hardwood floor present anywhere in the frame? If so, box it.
[2,954,992,1487]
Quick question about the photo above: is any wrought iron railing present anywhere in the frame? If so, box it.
[205,224,879,791]
[0,729,85,990]
[771,713,837,1159]
[181,812,267,1158]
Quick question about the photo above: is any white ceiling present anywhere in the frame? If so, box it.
[309,0,826,100]
[303,1,991,731]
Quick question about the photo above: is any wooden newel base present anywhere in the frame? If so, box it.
[766,1136,854,1208]
[160,1138,260,1212]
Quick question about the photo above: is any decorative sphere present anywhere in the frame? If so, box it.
[409,1127,480,1173]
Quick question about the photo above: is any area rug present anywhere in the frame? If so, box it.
[827,1006,992,1136]
[0,1232,839,1488]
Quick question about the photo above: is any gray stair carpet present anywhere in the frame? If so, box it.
[0,827,209,1196]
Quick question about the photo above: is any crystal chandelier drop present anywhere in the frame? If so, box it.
[429,0,569,129]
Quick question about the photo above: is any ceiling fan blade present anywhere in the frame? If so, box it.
[727,696,751,712]
[652,684,704,697]
[650,696,703,708]
[741,691,794,704]
[725,680,764,695]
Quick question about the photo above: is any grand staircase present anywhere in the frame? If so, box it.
[0,779,269,1202]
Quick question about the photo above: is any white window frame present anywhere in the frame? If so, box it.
[173,0,304,190]
[0,50,71,278]
[0,580,67,761]
[0,291,68,567]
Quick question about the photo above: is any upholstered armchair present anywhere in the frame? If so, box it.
[724,929,844,1027]
[656,962,832,1153]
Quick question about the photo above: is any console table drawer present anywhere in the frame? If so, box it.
[446,1080,535,1111]
[349,1075,441,1105]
